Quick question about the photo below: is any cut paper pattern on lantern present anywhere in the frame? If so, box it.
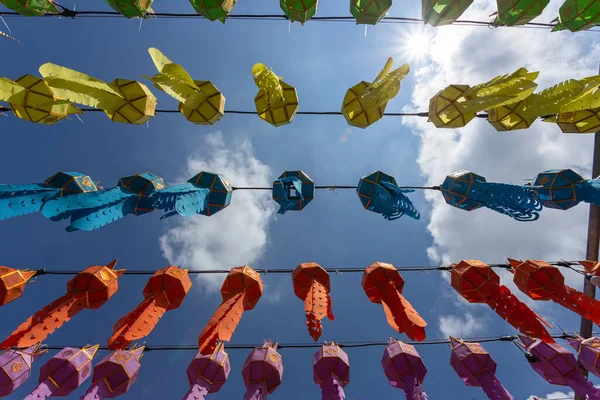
[491,0,549,26]
[313,342,349,400]
[350,0,392,24]
[189,0,237,22]
[567,334,600,379]
[147,47,225,125]
[422,0,473,26]
[382,338,428,399]
[25,345,99,400]
[292,263,334,342]
[39,63,156,124]
[357,171,420,221]
[342,57,409,128]
[0,0,59,15]
[543,108,600,134]
[41,172,166,232]
[198,266,263,355]
[527,168,600,211]
[489,74,600,131]
[183,342,230,400]
[451,260,554,342]
[509,259,600,325]
[362,262,427,341]
[0,260,125,349]
[281,0,318,23]
[0,267,36,306]
[252,63,298,127]
[242,340,284,400]
[0,171,98,222]
[552,0,600,31]
[0,75,82,124]
[272,171,314,214]
[0,344,47,398]
[80,346,144,400]
[449,338,514,400]
[429,67,538,128]
[518,335,600,399]
[108,266,191,350]
[440,170,542,221]
[105,0,154,18]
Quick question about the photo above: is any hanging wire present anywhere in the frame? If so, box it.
[0,10,599,33]
[31,332,594,352]
[29,259,584,276]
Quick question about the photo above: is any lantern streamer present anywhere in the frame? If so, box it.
[274,177,304,214]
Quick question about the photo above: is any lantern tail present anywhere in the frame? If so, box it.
[243,382,268,400]
[567,370,600,400]
[490,285,555,343]
[321,375,346,400]
[555,286,600,325]
[463,67,538,111]
[0,185,58,221]
[81,381,111,400]
[182,383,209,400]
[107,297,166,350]
[373,181,420,221]
[198,292,245,355]
[327,292,335,321]
[304,281,330,342]
[472,181,542,221]
[0,293,82,348]
[380,288,427,341]
[478,371,515,400]
[576,180,600,206]
[24,381,54,400]
[402,373,429,400]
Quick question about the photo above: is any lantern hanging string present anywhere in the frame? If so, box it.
[29,260,583,276]
[20,332,597,352]
[1,10,599,33]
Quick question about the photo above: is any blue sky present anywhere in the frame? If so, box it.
[1,0,600,399]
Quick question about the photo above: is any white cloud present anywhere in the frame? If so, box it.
[527,390,574,400]
[159,132,277,291]
[438,312,489,337]
[404,0,599,319]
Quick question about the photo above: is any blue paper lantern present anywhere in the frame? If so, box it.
[187,172,232,216]
[440,171,486,211]
[272,171,315,214]
[529,169,584,210]
[118,172,165,216]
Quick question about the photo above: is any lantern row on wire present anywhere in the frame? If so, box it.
[2,0,599,31]
[2,51,600,133]
[4,259,600,352]
[1,167,599,232]
[5,336,600,399]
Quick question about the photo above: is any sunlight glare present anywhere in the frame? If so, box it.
[394,26,433,63]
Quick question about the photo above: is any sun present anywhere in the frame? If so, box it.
[393,26,433,63]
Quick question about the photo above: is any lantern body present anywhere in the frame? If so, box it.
[342,81,387,128]
[350,0,392,24]
[381,340,427,390]
[570,336,600,378]
[242,342,284,394]
[0,267,35,306]
[554,0,600,32]
[66,262,124,309]
[357,171,399,214]
[117,172,165,216]
[512,260,563,301]
[254,81,298,127]
[362,262,404,304]
[520,336,580,385]
[280,0,318,23]
[7,75,82,125]
[37,346,98,396]
[529,169,583,210]
[190,0,237,22]
[422,0,473,26]
[105,79,156,125]
[450,339,497,386]
[187,172,232,216]
[0,0,58,15]
[143,266,192,310]
[440,171,486,211]
[451,260,500,303]
[105,0,153,18]
[0,345,45,396]
[429,85,475,128]
[493,0,549,25]
[549,109,600,134]
[292,263,330,299]
[272,171,315,212]
[179,80,225,125]
[487,100,535,131]
[313,343,350,387]
[90,347,144,396]
[45,171,98,193]
[186,344,230,393]
[222,266,263,310]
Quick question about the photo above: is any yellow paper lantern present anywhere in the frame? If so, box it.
[544,109,600,133]
[428,85,474,128]
[252,63,298,127]
[107,79,156,124]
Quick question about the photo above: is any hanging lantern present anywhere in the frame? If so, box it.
[242,340,284,399]
[0,344,47,397]
[313,342,350,400]
[422,0,473,26]
[381,338,428,398]
[252,63,298,127]
[527,169,584,210]
[292,263,334,341]
[189,0,237,22]
[0,0,59,16]
[567,334,600,379]
[350,0,392,24]
[0,267,36,306]
[272,170,315,214]
[105,0,154,18]
[543,109,600,134]
[356,171,420,221]
[183,342,230,400]
[281,0,318,24]
[185,172,233,216]
[492,0,549,26]
[552,0,600,32]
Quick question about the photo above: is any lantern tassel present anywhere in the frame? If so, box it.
[380,284,427,341]
[567,371,600,400]
[198,293,245,355]
[243,382,268,400]
[372,181,420,221]
[478,371,515,400]
[107,297,166,350]
[321,375,346,400]
[305,280,332,342]
[182,382,209,400]
[403,373,429,400]
[554,286,600,325]
[24,381,54,400]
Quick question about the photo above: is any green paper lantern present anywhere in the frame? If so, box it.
[0,0,59,16]
[350,0,392,25]
[493,0,549,25]
[190,0,237,22]
[552,0,600,32]
[280,0,318,24]
[105,0,154,18]
[422,0,473,26]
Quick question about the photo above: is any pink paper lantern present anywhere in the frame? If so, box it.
[242,340,283,400]
[0,344,46,397]
[567,334,600,378]
[183,342,230,400]
[25,345,99,399]
[381,338,428,399]
[313,342,349,400]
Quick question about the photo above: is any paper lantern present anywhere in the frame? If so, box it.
[280,0,318,24]
[0,267,36,306]
[183,342,230,400]
[292,263,334,341]
[0,344,47,397]
[313,342,349,400]
[553,0,600,32]
[105,0,153,18]
[272,170,315,214]
[189,0,237,22]
[350,0,392,24]
[252,63,298,127]
[242,340,284,399]
[528,169,584,210]
[382,338,428,398]
[492,0,549,26]
[0,0,59,15]
[357,171,420,221]
[422,0,473,26]
[544,109,600,134]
